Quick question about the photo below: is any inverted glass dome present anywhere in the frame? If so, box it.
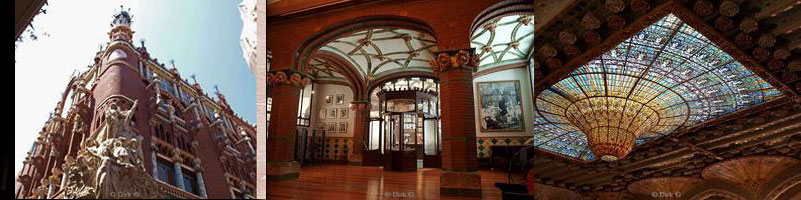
[533,14,782,161]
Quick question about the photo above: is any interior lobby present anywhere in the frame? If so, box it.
[265,0,801,199]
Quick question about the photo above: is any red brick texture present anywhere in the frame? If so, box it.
[266,84,301,179]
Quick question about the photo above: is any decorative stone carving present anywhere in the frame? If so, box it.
[56,137,162,199]
[739,18,758,33]
[767,59,786,71]
[693,0,714,16]
[758,34,776,48]
[773,48,790,60]
[607,15,627,30]
[753,47,770,61]
[427,49,479,73]
[85,99,138,148]
[719,0,740,17]
[629,0,650,13]
[715,17,733,31]
[605,0,625,13]
[539,45,557,58]
[582,14,601,30]
[266,70,311,88]
[584,31,601,45]
[563,45,580,56]
[558,31,577,45]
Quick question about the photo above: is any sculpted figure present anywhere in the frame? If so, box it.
[85,100,138,147]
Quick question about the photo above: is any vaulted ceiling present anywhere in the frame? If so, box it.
[315,28,438,82]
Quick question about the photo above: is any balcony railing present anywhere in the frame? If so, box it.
[156,180,202,199]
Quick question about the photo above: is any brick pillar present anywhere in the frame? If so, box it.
[266,70,310,181]
[432,48,482,197]
[348,102,370,164]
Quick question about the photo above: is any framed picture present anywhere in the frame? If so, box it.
[335,94,345,104]
[340,108,348,119]
[476,80,525,132]
[325,95,332,104]
[318,109,327,119]
[327,123,336,132]
[329,108,337,119]
[339,122,347,133]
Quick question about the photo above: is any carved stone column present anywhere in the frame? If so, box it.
[430,49,482,197]
[348,101,370,164]
[151,143,158,178]
[170,149,186,190]
[266,69,310,181]
[193,158,208,198]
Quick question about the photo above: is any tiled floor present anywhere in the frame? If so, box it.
[266,164,509,199]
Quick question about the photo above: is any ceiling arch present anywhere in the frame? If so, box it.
[469,0,534,71]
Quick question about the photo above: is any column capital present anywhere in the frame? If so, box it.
[267,69,311,88]
[348,101,371,111]
[170,148,183,162]
[428,48,479,74]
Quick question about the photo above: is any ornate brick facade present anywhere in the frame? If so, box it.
[15,8,256,199]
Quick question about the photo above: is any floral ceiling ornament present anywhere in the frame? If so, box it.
[539,44,557,58]
[773,48,791,60]
[428,49,478,73]
[267,70,312,88]
[719,0,740,17]
[739,18,759,33]
[629,0,650,13]
[693,0,714,16]
[715,17,734,31]
[559,31,577,45]
[608,15,627,30]
[758,34,776,48]
[605,0,625,13]
[582,14,601,30]
[584,31,602,45]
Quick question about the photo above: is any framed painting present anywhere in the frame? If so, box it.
[476,80,525,132]
[325,95,332,104]
[336,94,345,104]
[329,108,337,119]
[340,108,348,119]
[339,122,347,133]
[318,109,327,119]
[327,122,336,132]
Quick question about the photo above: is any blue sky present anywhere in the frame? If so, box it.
[15,0,255,175]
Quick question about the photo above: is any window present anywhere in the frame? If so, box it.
[107,49,128,61]
[156,157,174,185]
[181,168,199,195]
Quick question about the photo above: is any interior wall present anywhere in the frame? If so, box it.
[310,84,355,137]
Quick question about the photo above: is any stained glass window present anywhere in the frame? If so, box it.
[533,14,782,161]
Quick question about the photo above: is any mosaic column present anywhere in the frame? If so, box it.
[430,49,482,197]
[192,158,208,198]
[266,69,310,181]
[348,101,370,164]
[170,149,186,190]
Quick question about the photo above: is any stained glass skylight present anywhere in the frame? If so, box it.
[471,14,534,71]
[533,14,782,161]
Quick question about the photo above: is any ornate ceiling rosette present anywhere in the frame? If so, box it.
[701,155,800,198]
[627,177,704,198]
[533,14,783,162]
